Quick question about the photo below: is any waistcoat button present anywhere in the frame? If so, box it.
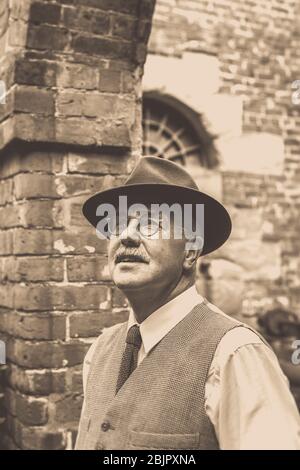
[101,420,111,432]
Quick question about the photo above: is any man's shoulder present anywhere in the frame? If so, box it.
[197,298,268,346]
[195,298,242,330]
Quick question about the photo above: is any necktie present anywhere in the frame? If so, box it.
[116,324,142,394]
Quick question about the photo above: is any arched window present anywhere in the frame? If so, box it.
[142,92,218,168]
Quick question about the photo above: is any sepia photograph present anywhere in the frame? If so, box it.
[0,0,300,453]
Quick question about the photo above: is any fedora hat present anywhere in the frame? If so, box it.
[82,156,231,256]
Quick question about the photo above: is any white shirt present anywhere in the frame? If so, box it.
[125,285,300,450]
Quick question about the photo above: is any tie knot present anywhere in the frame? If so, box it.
[126,324,142,348]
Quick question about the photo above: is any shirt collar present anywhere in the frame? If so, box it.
[127,284,204,354]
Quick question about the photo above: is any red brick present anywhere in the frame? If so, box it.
[10,0,32,21]
[69,310,128,337]
[0,205,22,228]
[67,255,109,281]
[57,92,132,119]
[0,366,6,394]
[15,392,48,426]
[13,284,109,311]
[0,394,5,418]
[5,256,64,282]
[15,58,57,87]
[139,0,156,19]
[56,0,140,15]
[0,56,15,90]
[0,90,14,123]
[15,87,55,115]
[54,174,124,198]
[5,388,17,416]
[30,2,62,25]
[100,118,131,147]
[62,6,110,35]
[137,19,152,42]
[0,259,5,281]
[135,43,147,64]
[71,370,83,393]
[14,115,56,144]
[64,341,91,366]
[0,151,63,177]
[13,228,55,255]
[0,433,20,450]
[54,118,100,146]
[57,62,98,89]
[111,14,137,41]
[7,338,89,368]
[8,364,66,395]
[0,230,13,255]
[21,200,62,228]
[11,417,66,449]
[14,174,59,200]
[53,393,82,423]
[27,24,69,51]
[8,18,28,48]
[71,34,133,61]
[67,151,130,175]
[107,58,133,72]
[0,201,61,229]
[99,69,121,93]
[3,311,66,340]
[0,178,13,206]
[0,284,14,309]
[69,201,89,226]
[14,117,126,149]
[56,92,85,117]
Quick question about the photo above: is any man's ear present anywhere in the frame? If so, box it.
[183,235,202,271]
[182,234,203,270]
[183,248,201,271]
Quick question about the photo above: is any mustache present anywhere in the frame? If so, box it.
[115,249,150,264]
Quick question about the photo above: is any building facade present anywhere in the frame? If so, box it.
[0,0,300,449]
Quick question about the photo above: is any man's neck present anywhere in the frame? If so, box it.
[124,277,195,324]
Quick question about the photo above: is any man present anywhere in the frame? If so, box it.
[75,156,300,450]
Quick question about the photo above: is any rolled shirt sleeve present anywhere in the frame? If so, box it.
[205,326,300,450]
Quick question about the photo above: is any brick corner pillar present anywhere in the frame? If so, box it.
[0,0,156,450]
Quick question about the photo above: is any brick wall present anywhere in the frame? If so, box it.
[147,0,300,408]
[147,0,300,313]
[0,0,156,450]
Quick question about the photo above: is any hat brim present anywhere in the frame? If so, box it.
[82,183,231,256]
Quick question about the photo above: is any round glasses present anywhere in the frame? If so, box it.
[107,214,164,238]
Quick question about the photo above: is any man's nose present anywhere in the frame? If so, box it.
[120,219,141,246]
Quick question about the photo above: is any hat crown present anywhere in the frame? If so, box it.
[125,156,199,190]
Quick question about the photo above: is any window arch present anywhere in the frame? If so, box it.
[142,92,218,168]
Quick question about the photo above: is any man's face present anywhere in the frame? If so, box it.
[108,210,187,293]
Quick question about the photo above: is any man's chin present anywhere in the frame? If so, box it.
[112,273,150,291]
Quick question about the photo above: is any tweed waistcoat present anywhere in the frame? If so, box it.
[75,301,244,450]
